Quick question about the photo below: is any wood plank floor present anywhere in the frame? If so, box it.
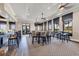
[5,35,79,56]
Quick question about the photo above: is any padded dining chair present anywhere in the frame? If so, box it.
[46,31,51,44]
[41,31,47,45]
[36,32,41,44]
[32,31,37,44]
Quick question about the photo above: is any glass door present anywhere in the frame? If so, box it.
[22,24,30,35]
[22,24,27,35]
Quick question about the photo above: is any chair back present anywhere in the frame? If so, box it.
[32,31,36,36]
[41,31,47,36]
[36,32,41,36]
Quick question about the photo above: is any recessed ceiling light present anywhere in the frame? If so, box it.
[47,7,51,10]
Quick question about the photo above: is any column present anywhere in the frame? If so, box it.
[52,20,54,32]
[46,21,48,31]
[6,20,9,32]
[73,11,79,40]
[59,17,63,31]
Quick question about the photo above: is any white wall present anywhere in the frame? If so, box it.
[30,22,35,32]
[73,11,79,39]
[0,4,4,11]
[59,17,63,31]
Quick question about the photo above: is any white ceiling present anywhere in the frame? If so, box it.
[9,3,59,23]
[9,3,78,23]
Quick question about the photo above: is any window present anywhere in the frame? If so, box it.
[53,17,59,32]
[62,13,73,34]
[10,24,16,30]
[48,20,52,30]
[9,22,16,30]
[0,21,7,32]
[26,24,30,33]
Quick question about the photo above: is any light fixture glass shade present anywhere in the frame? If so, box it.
[59,7,64,11]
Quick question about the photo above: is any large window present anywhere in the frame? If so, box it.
[53,17,59,32]
[9,22,16,30]
[26,24,30,33]
[62,13,73,34]
[0,21,7,32]
[48,20,52,30]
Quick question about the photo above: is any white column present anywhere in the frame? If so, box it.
[59,17,63,31]
[46,21,48,31]
[15,21,17,31]
[7,20,9,32]
[42,23,44,31]
[52,20,54,32]
[73,11,79,40]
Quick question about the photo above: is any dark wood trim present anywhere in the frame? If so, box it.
[9,22,16,24]
[34,22,43,26]
[0,15,6,19]
[0,21,6,24]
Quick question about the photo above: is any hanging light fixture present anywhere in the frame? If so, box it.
[41,12,46,20]
[58,3,65,11]
[58,3,69,11]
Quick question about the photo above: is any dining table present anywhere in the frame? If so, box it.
[32,31,49,45]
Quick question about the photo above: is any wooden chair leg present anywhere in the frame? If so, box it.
[67,39,68,43]
[32,37,34,44]
[45,37,47,44]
